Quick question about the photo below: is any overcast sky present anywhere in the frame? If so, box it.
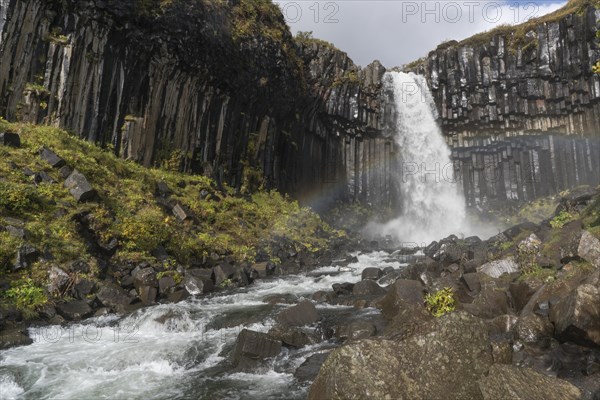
[274,0,567,68]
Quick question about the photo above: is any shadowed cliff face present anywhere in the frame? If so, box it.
[415,5,600,145]
[0,0,598,211]
[0,0,397,209]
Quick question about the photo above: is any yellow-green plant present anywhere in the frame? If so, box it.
[550,210,575,229]
[425,288,456,317]
[3,278,48,318]
[593,61,600,74]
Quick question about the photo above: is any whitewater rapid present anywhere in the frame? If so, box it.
[0,252,400,400]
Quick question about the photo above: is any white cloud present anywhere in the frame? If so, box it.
[275,0,567,67]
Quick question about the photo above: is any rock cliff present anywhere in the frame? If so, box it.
[1,0,599,210]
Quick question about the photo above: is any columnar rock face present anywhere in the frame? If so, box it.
[0,0,396,209]
[454,134,600,205]
[1,0,598,210]
[415,6,600,145]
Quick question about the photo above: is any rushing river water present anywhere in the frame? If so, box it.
[0,252,400,400]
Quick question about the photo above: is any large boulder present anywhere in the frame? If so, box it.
[550,284,600,347]
[13,244,39,271]
[361,267,384,281]
[0,328,32,350]
[352,279,386,296]
[477,258,519,278]
[378,279,425,320]
[0,131,21,147]
[64,170,96,202]
[96,282,133,311]
[276,300,320,327]
[231,329,282,372]
[578,231,600,267]
[56,300,93,320]
[294,352,331,382]
[48,266,70,294]
[309,312,492,400]
[184,269,214,294]
[39,147,66,168]
[478,364,581,400]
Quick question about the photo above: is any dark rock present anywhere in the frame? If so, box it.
[268,324,319,348]
[74,279,96,299]
[183,273,214,295]
[463,285,509,320]
[172,203,192,221]
[490,340,513,364]
[332,282,354,296]
[550,284,600,347]
[96,282,132,310]
[345,321,376,341]
[167,289,190,303]
[0,328,32,350]
[13,244,39,271]
[332,255,359,267]
[250,262,275,279]
[232,329,282,372]
[352,280,386,296]
[212,264,235,287]
[58,165,73,179]
[462,272,483,293]
[39,147,66,168]
[277,301,320,327]
[510,280,542,312]
[515,313,553,345]
[478,365,581,400]
[56,300,93,320]
[378,279,425,320]
[294,352,331,382]
[158,276,176,294]
[156,181,171,197]
[133,267,157,289]
[69,260,90,274]
[361,267,384,280]
[309,312,492,400]
[64,170,96,202]
[377,270,402,286]
[0,131,21,147]
[48,266,70,294]
[33,171,55,184]
[137,285,157,305]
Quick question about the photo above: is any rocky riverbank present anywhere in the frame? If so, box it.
[0,120,356,349]
[306,186,600,399]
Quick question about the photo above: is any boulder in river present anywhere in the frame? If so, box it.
[276,300,320,327]
[232,329,282,372]
[56,300,93,320]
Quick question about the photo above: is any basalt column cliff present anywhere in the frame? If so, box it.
[0,0,395,209]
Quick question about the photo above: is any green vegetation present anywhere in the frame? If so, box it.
[425,288,456,318]
[332,70,359,88]
[231,0,287,42]
[443,0,600,52]
[1,278,48,318]
[219,278,233,289]
[593,61,600,74]
[550,210,575,229]
[0,119,343,308]
[294,31,339,52]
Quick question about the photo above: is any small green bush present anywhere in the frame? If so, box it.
[550,210,575,229]
[3,278,48,318]
[425,288,456,317]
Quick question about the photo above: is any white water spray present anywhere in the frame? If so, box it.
[373,71,468,244]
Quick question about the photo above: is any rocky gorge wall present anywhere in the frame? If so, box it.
[1,0,599,212]
[0,0,398,210]
[415,4,600,146]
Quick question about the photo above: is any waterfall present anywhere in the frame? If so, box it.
[376,71,468,244]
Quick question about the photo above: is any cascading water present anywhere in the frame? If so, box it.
[373,71,468,244]
[0,253,399,400]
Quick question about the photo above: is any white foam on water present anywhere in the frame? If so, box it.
[0,251,392,399]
